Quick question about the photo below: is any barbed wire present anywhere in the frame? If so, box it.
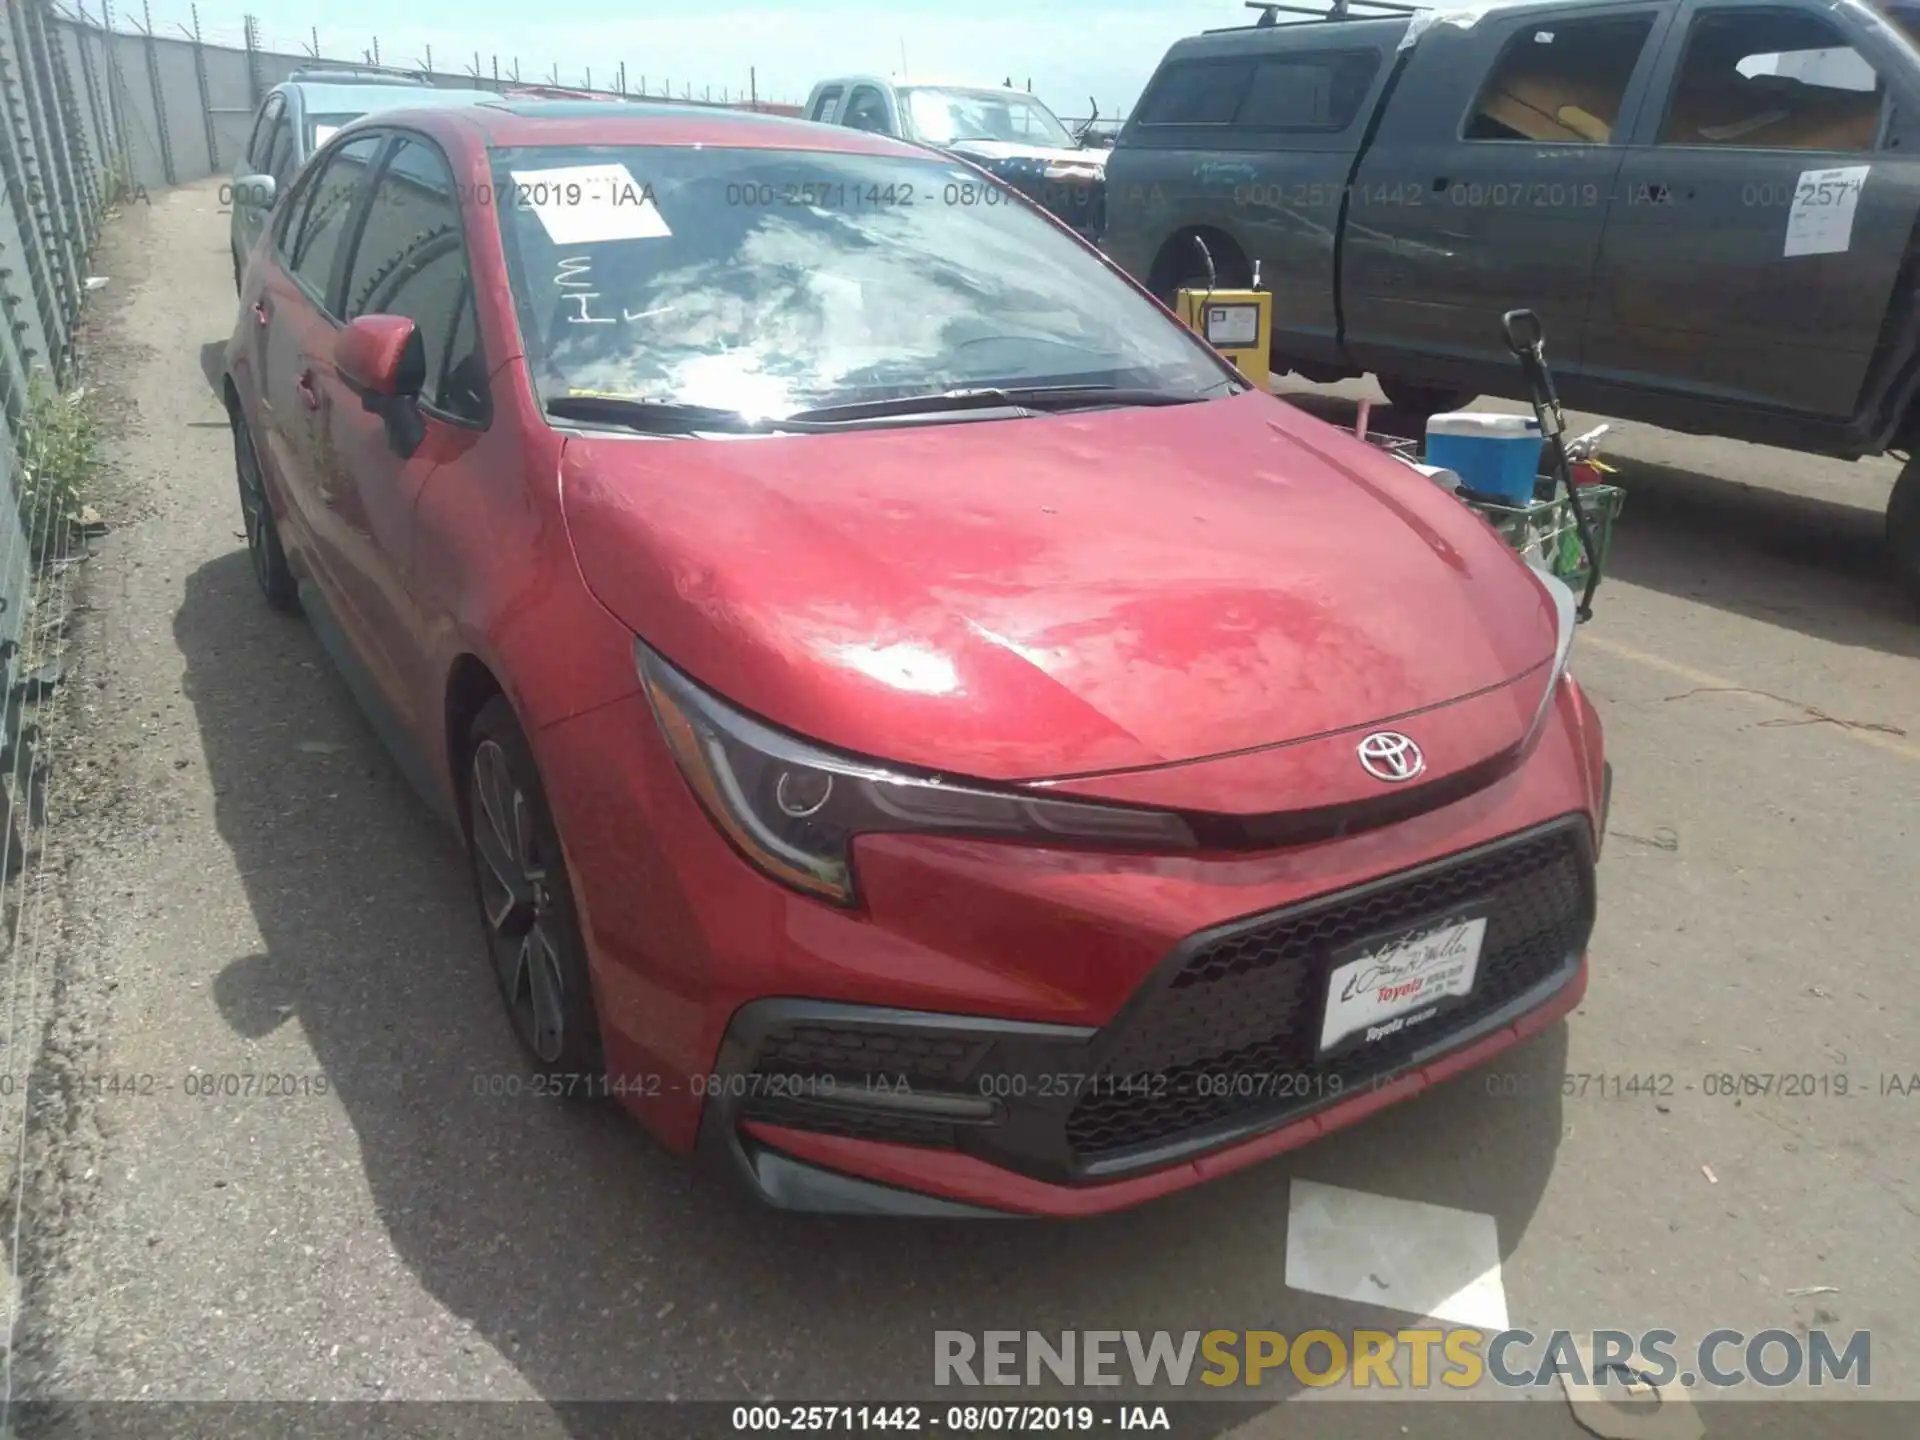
[43,0,808,108]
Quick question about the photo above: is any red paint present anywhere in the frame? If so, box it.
[225,104,1607,1214]
[334,313,418,398]
[742,955,1587,1217]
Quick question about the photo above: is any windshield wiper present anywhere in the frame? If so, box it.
[786,385,1215,425]
[544,395,831,435]
[547,384,1221,435]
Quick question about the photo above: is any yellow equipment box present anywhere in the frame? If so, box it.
[1175,286,1272,388]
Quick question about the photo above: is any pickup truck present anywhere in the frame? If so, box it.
[802,76,1109,237]
[1100,0,1920,605]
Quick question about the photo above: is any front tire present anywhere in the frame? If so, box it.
[1889,455,1920,609]
[229,406,297,611]
[464,696,606,1087]
[1377,376,1476,419]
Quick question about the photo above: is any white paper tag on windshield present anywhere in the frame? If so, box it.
[312,124,339,147]
[1784,164,1868,257]
[508,163,671,245]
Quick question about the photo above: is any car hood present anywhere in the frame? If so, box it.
[560,390,1557,794]
[947,139,1105,170]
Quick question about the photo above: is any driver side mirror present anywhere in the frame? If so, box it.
[336,314,427,457]
[233,173,277,210]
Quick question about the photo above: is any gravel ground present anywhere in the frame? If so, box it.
[1,179,1914,1438]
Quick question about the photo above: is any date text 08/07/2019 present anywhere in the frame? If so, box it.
[730,1405,1168,1432]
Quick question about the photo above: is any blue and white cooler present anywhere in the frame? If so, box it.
[1423,412,1543,506]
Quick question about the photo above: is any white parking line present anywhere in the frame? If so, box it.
[1283,1179,1509,1329]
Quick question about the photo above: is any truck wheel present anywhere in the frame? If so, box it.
[1378,377,1475,419]
[1889,456,1920,609]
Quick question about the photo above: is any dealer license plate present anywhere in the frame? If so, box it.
[1318,916,1488,1055]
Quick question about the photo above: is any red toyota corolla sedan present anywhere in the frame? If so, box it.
[222,99,1608,1217]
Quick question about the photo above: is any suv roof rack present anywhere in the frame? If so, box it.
[1239,0,1421,26]
[288,65,431,86]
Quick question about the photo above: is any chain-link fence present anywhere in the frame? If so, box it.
[0,0,124,873]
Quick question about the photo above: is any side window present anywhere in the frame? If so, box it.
[1134,60,1257,126]
[287,134,382,308]
[843,86,890,132]
[811,86,845,124]
[265,113,296,187]
[247,94,283,172]
[1237,52,1382,131]
[1466,15,1658,143]
[1659,8,1884,150]
[342,138,487,422]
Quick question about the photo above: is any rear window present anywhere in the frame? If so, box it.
[487,144,1234,419]
[1135,51,1381,131]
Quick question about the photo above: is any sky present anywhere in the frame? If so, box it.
[111,0,1238,119]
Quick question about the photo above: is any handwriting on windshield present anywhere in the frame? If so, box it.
[556,254,656,325]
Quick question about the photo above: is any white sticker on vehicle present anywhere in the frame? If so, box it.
[1319,916,1487,1053]
[1784,164,1869,257]
[312,124,339,146]
[507,163,671,245]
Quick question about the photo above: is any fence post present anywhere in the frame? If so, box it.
[25,0,93,259]
[0,14,60,378]
[3,1,80,373]
[40,1,103,245]
[97,1,131,196]
[189,5,217,172]
[72,3,115,196]
[242,14,262,109]
[137,2,175,186]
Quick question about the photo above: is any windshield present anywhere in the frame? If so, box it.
[901,88,1076,148]
[489,145,1234,423]
[306,112,362,150]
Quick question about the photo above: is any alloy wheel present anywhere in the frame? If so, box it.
[468,737,568,1063]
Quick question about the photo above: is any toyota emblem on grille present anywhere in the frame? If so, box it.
[1357,731,1424,783]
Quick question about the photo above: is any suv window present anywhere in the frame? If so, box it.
[1237,52,1381,131]
[1660,8,1884,150]
[247,94,284,171]
[811,85,845,123]
[843,86,890,132]
[1467,15,1657,143]
[343,138,488,422]
[1135,59,1257,126]
[286,134,382,306]
[265,110,296,186]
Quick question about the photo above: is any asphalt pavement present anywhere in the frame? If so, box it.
[5,179,1916,1437]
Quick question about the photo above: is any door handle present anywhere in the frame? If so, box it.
[296,372,319,410]
[252,300,269,327]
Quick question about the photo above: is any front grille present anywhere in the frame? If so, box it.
[1064,824,1592,1160]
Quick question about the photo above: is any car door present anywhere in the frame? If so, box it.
[1343,3,1671,382]
[1587,0,1920,416]
[317,133,492,739]
[236,95,288,257]
[256,133,385,611]
[1112,43,1389,364]
[235,93,283,255]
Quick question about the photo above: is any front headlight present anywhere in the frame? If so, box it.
[1521,568,1579,752]
[635,641,1197,906]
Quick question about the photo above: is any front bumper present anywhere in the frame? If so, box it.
[699,813,1595,1216]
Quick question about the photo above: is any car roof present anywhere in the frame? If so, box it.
[283,81,498,114]
[810,75,1039,100]
[363,98,931,156]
